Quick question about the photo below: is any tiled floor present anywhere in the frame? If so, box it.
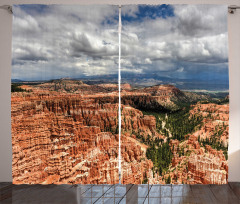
[1,182,240,203]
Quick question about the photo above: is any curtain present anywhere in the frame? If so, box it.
[11,4,229,185]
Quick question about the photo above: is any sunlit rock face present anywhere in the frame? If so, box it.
[12,81,153,184]
[121,84,210,112]
[12,81,228,184]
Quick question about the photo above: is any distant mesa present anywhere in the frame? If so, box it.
[11,79,23,83]
[11,74,229,92]
[97,84,118,88]
[142,84,180,95]
[50,78,85,85]
[121,83,132,90]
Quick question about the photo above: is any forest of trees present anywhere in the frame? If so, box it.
[162,106,203,141]
[143,106,203,141]
[146,138,173,176]
[198,136,228,160]
[11,84,26,92]
[141,106,204,180]
[138,101,229,183]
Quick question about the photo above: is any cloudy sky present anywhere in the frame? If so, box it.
[12,4,228,83]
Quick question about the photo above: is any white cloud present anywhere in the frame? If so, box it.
[12,5,119,80]
[12,4,228,80]
[120,5,228,75]
[177,67,184,72]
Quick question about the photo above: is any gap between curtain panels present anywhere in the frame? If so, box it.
[118,5,122,185]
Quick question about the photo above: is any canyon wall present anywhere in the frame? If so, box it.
[12,82,229,184]
[12,84,153,184]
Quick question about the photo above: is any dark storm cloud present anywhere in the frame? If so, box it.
[13,44,51,63]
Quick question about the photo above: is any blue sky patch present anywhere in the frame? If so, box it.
[122,5,174,23]
[14,4,50,16]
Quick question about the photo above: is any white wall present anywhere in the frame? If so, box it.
[1,0,240,182]
[0,3,12,182]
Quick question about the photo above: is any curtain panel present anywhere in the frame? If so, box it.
[11,4,229,184]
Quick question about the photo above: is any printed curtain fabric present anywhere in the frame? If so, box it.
[11,4,229,184]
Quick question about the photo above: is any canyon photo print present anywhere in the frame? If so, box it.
[11,4,229,184]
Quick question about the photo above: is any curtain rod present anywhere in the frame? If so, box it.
[0,5,239,15]
[0,5,13,14]
[229,5,240,14]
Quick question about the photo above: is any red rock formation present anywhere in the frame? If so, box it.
[11,82,153,184]
[187,153,227,184]
[121,134,153,184]
[12,82,229,185]
[190,103,229,146]
[121,84,209,112]
[121,105,164,142]
[166,134,228,185]
[121,83,132,90]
